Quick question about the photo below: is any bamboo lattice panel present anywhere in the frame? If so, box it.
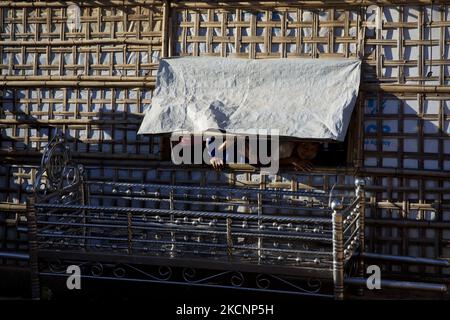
[364,6,450,85]
[363,93,450,172]
[2,164,448,277]
[0,87,160,157]
[172,7,362,59]
[171,4,450,85]
[0,4,163,78]
[0,1,450,279]
[0,2,163,158]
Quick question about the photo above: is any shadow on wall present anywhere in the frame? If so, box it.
[362,94,448,172]
[0,109,160,158]
[0,87,159,157]
[1,93,448,172]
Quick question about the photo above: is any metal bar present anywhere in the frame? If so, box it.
[343,226,360,249]
[366,218,450,229]
[356,178,366,296]
[343,213,360,235]
[226,217,233,260]
[0,251,30,260]
[36,236,332,258]
[339,196,360,217]
[127,212,133,255]
[169,188,176,257]
[34,203,332,224]
[345,277,447,293]
[37,250,333,278]
[257,192,262,262]
[26,197,41,300]
[87,181,329,198]
[332,201,344,300]
[80,169,88,252]
[36,220,333,242]
[361,252,449,267]
[39,272,334,299]
[88,193,329,213]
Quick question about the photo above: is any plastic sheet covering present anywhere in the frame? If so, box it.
[138,57,361,141]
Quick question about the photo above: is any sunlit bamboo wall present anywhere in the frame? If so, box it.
[1,1,449,281]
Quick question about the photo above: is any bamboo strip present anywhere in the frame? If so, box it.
[0,75,156,81]
[0,119,144,124]
[0,202,27,210]
[0,39,161,46]
[161,0,169,58]
[0,1,163,7]
[362,84,450,93]
[0,80,155,87]
[171,1,448,9]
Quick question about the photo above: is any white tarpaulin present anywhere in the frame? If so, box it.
[138,57,361,141]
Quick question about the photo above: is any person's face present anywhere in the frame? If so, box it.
[296,142,319,160]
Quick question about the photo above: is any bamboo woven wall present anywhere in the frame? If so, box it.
[1,1,450,281]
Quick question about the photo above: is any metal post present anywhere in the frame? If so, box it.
[332,199,344,300]
[169,189,175,257]
[79,164,87,251]
[27,196,41,300]
[355,177,366,296]
[257,192,262,262]
[127,212,133,255]
[226,217,233,260]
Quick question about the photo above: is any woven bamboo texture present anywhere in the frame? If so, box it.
[0,1,449,281]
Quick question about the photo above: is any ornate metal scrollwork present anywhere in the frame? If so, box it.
[39,259,331,297]
[47,259,67,274]
[181,267,245,287]
[255,273,323,295]
[112,265,126,278]
[230,272,244,287]
[32,132,84,200]
[90,263,104,277]
[123,264,173,281]
[255,274,271,289]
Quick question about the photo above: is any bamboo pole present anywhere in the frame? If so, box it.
[0,150,160,160]
[0,80,155,87]
[0,202,27,211]
[0,1,163,7]
[0,119,144,125]
[2,82,449,93]
[1,0,443,9]
[161,0,169,58]
[171,0,448,9]
[0,39,161,46]
[0,75,156,82]
[361,84,450,93]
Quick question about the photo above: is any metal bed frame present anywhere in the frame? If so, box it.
[26,133,366,300]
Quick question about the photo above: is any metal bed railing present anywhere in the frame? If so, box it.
[26,133,366,300]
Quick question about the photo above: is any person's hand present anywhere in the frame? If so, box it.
[210,157,224,170]
[292,159,314,172]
